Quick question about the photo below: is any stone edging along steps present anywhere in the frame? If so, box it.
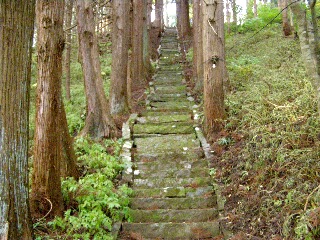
[117,28,230,239]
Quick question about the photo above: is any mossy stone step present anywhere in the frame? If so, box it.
[149,101,191,111]
[134,150,204,162]
[134,134,200,153]
[134,166,210,179]
[129,196,217,210]
[121,221,220,239]
[155,85,186,94]
[133,122,193,135]
[129,208,218,223]
[144,110,191,116]
[136,114,191,124]
[148,94,187,102]
[132,186,214,198]
[135,158,208,171]
[133,177,211,188]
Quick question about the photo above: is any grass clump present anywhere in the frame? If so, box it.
[213,25,320,239]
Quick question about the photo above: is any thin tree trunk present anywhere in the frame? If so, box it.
[154,0,164,33]
[194,0,204,93]
[280,0,292,36]
[143,0,152,78]
[110,0,130,115]
[226,0,231,33]
[202,0,226,135]
[232,0,237,24]
[76,0,116,139]
[64,0,74,101]
[132,0,145,92]
[31,0,65,218]
[253,0,258,17]
[0,1,35,239]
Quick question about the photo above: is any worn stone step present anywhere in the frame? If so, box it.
[136,114,192,124]
[133,186,214,198]
[134,166,210,179]
[134,134,200,154]
[129,196,217,210]
[134,150,204,162]
[155,85,186,94]
[149,101,190,112]
[130,208,218,223]
[135,157,208,170]
[148,94,187,102]
[133,177,211,188]
[121,221,220,239]
[133,122,193,135]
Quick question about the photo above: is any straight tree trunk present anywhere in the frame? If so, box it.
[176,0,192,40]
[64,0,74,101]
[253,0,258,17]
[280,0,292,36]
[0,1,35,239]
[131,0,146,92]
[202,0,226,136]
[193,0,204,93]
[154,0,164,33]
[143,0,152,78]
[110,0,130,115]
[232,0,237,24]
[226,0,231,33]
[31,0,65,218]
[291,1,320,114]
[76,0,116,138]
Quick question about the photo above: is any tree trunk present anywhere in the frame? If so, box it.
[64,0,74,101]
[31,0,65,218]
[143,0,152,78]
[76,0,116,139]
[131,0,146,93]
[253,0,258,17]
[280,0,292,36]
[193,0,204,93]
[110,0,130,115]
[232,0,237,24]
[154,0,164,33]
[291,2,320,114]
[202,0,226,136]
[60,101,79,179]
[0,1,35,239]
[176,0,191,40]
[226,0,231,33]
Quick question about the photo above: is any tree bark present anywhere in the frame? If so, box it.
[110,0,130,115]
[176,0,192,40]
[31,0,65,218]
[193,0,204,93]
[0,1,35,239]
[280,0,292,36]
[131,0,146,92]
[202,0,226,135]
[232,0,237,24]
[154,0,164,33]
[253,0,258,17]
[76,0,116,139]
[291,1,320,114]
[64,0,74,101]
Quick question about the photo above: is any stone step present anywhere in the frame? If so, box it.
[129,196,217,210]
[136,114,192,124]
[129,208,218,223]
[134,166,210,179]
[134,150,204,162]
[149,101,191,111]
[155,85,186,94]
[134,134,200,153]
[121,221,220,239]
[144,110,191,116]
[133,122,194,135]
[132,186,214,198]
[133,177,211,188]
[147,93,187,102]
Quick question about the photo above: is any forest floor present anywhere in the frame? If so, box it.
[183,25,320,239]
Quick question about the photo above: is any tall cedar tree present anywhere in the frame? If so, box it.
[176,0,191,40]
[0,1,35,239]
[202,0,226,136]
[31,0,66,218]
[76,0,116,138]
[193,0,204,93]
[110,0,130,115]
[280,0,292,36]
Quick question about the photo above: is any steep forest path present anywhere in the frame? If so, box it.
[120,28,225,239]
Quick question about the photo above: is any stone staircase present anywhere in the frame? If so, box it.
[119,28,224,239]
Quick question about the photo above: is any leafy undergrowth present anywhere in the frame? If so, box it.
[34,138,132,240]
[210,25,320,239]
